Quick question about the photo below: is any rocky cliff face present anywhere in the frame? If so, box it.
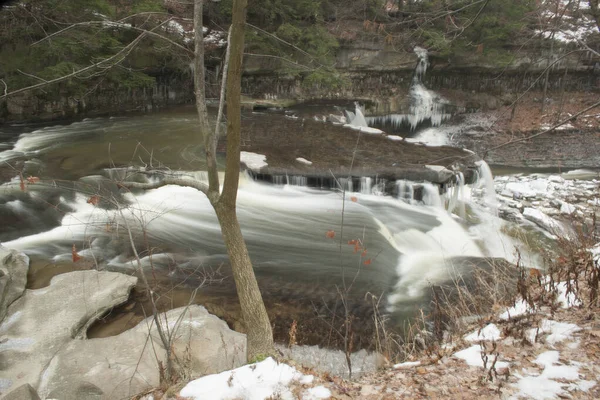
[1,74,194,122]
[1,40,598,122]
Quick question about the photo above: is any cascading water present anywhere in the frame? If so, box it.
[365,47,452,135]
[0,111,545,349]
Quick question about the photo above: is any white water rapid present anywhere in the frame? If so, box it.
[0,113,543,325]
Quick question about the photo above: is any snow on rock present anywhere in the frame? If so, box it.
[559,201,576,214]
[526,319,581,345]
[296,157,313,165]
[386,135,403,141]
[303,386,331,400]
[465,324,502,342]
[512,351,595,399]
[241,152,268,170]
[180,357,318,400]
[523,207,563,234]
[453,345,510,369]
[343,124,384,134]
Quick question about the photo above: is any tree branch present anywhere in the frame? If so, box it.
[32,20,194,56]
[119,177,209,195]
[0,32,146,100]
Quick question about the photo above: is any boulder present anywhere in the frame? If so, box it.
[37,305,246,400]
[1,384,40,400]
[45,382,103,400]
[154,306,247,376]
[0,246,29,323]
[0,270,137,395]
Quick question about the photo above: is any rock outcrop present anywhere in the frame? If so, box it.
[0,246,29,323]
[0,270,137,395]
[36,305,247,400]
[0,260,246,400]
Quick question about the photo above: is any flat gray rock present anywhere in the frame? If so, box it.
[0,246,29,323]
[37,305,246,400]
[1,384,40,400]
[0,270,137,395]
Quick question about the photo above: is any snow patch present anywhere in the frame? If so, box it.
[453,345,509,369]
[303,386,331,400]
[526,319,581,345]
[296,157,313,165]
[386,135,403,141]
[465,324,502,342]
[393,361,421,369]
[180,357,312,400]
[499,299,533,320]
[512,350,595,399]
[241,152,268,170]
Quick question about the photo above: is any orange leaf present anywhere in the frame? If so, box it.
[326,230,336,239]
[19,175,25,192]
[529,268,542,278]
[361,249,368,257]
[363,258,372,266]
[72,244,81,263]
[26,176,40,184]
[353,243,361,253]
[348,239,357,245]
[87,195,100,206]
[350,196,358,202]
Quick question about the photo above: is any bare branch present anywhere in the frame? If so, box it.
[0,79,7,96]
[32,20,194,56]
[16,69,48,83]
[119,176,209,195]
[0,33,145,100]
[246,23,326,68]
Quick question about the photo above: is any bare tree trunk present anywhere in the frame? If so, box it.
[589,0,600,31]
[214,205,274,359]
[194,0,219,198]
[193,0,274,361]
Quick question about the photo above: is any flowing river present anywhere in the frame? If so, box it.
[0,107,548,349]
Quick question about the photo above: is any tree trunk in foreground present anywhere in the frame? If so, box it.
[194,0,274,360]
[215,205,275,358]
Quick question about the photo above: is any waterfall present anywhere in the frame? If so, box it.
[346,103,369,128]
[364,47,452,132]
[421,183,443,208]
[414,46,429,79]
[474,160,498,212]
[396,180,414,203]
[360,177,373,194]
